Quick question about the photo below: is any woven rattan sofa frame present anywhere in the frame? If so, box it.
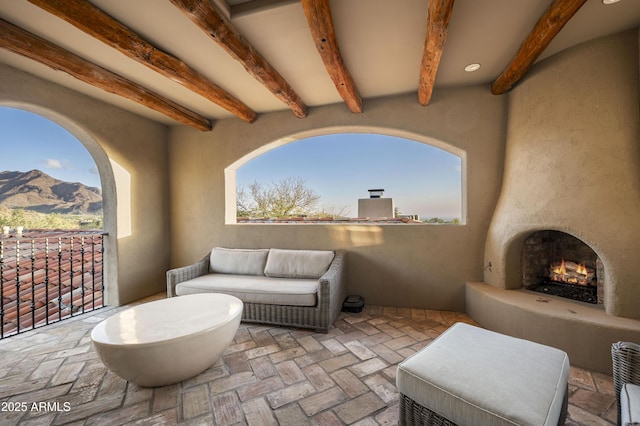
[612,341,640,426]
[166,250,346,333]
[398,386,568,426]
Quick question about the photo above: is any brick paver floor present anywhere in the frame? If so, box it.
[0,295,617,425]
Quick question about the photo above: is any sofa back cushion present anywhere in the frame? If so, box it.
[210,247,269,276]
[264,249,335,279]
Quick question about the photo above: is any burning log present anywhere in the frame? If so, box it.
[549,259,595,285]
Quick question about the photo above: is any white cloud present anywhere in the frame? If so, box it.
[44,158,73,170]
[45,159,63,169]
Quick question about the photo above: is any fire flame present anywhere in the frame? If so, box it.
[550,258,591,285]
[553,258,566,276]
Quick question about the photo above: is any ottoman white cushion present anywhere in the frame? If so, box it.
[397,322,570,426]
[621,383,640,425]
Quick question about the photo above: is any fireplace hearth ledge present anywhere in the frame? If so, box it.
[465,282,640,374]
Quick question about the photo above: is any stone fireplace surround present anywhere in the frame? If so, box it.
[466,30,640,374]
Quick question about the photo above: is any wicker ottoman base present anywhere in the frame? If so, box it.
[399,389,568,426]
[399,394,457,426]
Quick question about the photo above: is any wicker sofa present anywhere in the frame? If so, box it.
[612,341,640,425]
[166,247,346,333]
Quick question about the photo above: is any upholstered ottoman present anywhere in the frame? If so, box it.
[396,322,570,426]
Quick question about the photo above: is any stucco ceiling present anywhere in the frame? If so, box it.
[0,0,639,127]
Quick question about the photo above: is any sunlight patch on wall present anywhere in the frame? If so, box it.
[327,225,384,247]
[110,159,131,239]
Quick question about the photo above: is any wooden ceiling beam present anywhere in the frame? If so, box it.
[301,0,362,114]
[170,0,308,119]
[418,0,455,106]
[27,0,256,123]
[0,19,212,131]
[491,0,588,95]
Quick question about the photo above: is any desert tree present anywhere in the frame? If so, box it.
[237,177,321,218]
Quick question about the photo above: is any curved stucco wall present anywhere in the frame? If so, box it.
[484,31,640,318]
[169,88,506,311]
[0,63,171,305]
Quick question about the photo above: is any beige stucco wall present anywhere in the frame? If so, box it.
[169,88,506,311]
[0,63,171,306]
[484,30,640,318]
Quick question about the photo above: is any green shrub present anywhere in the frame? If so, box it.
[0,207,102,230]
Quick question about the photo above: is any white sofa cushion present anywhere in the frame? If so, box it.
[621,383,640,426]
[264,249,334,279]
[397,322,570,426]
[209,247,269,276]
[175,274,318,306]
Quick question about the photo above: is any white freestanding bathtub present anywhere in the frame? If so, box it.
[91,293,243,387]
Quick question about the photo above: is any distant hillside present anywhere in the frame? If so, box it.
[0,170,102,214]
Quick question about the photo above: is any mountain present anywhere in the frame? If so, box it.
[0,170,102,214]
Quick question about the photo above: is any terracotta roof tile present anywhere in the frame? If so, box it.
[1,230,104,338]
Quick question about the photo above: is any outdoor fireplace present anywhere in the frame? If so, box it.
[469,33,640,374]
[521,231,602,304]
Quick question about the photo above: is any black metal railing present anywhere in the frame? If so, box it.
[0,231,105,339]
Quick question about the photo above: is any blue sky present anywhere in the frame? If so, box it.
[0,107,462,219]
[0,107,101,188]
[237,134,462,219]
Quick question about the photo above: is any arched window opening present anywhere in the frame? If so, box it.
[230,133,464,224]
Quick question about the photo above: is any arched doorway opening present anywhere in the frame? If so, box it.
[0,104,118,336]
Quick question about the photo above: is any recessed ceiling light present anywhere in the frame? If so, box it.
[603,0,621,4]
[464,63,481,72]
